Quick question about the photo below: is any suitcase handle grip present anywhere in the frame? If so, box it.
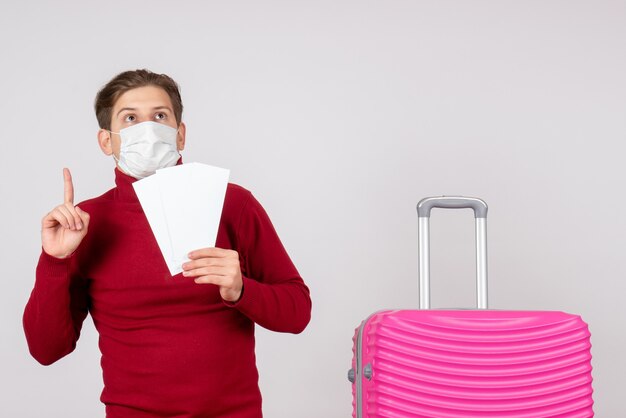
[417,196,488,218]
[416,196,488,310]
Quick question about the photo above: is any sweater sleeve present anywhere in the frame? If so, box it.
[227,192,312,334]
[23,249,90,365]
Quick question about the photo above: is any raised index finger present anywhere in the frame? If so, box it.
[63,167,74,204]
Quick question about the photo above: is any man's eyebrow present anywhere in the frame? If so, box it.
[116,106,173,117]
[116,107,136,117]
[152,106,173,112]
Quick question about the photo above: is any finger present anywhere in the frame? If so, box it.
[64,202,83,230]
[42,211,62,229]
[49,207,72,229]
[188,247,233,259]
[182,266,227,278]
[76,206,90,225]
[187,248,219,259]
[182,258,224,270]
[55,205,76,229]
[193,275,227,285]
[63,167,74,205]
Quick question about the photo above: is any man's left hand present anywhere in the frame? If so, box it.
[182,248,243,302]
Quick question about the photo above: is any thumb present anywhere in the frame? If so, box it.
[76,206,91,225]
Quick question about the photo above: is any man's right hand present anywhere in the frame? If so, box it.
[41,168,90,259]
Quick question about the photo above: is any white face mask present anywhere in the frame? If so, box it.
[110,121,181,179]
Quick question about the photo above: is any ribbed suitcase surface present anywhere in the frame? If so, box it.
[352,309,594,417]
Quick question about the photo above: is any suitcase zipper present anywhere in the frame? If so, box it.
[355,318,366,418]
[355,310,389,418]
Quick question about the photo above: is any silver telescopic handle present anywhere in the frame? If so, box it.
[417,196,488,310]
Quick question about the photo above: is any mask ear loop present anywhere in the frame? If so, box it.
[105,130,122,164]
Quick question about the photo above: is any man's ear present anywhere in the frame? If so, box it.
[97,129,113,156]
[176,122,186,151]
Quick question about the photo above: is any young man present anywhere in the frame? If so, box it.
[23,69,312,417]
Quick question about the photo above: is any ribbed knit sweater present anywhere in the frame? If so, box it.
[23,161,312,417]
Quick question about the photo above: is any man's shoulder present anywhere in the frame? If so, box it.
[224,182,253,209]
[75,188,116,210]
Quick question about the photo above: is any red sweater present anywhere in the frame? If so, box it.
[23,162,312,417]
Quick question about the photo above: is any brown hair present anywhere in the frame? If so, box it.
[94,69,183,130]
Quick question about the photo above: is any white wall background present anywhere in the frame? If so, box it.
[1,1,625,417]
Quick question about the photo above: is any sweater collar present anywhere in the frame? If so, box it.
[113,156,184,202]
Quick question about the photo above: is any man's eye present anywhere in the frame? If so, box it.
[124,115,136,122]
[155,112,166,120]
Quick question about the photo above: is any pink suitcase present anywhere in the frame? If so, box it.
[349,197,594,417]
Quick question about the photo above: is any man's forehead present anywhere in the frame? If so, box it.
[113,86,173,110]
